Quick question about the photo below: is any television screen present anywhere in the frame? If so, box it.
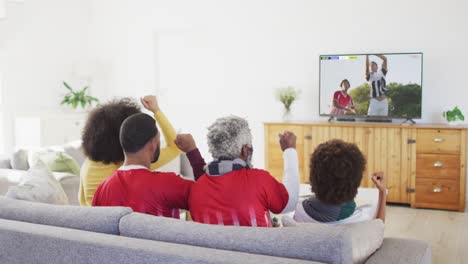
[319,53,423,119]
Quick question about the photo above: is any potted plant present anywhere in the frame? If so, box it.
[443,106,465,125]
[275,86,300,122]
[60,81,99,110]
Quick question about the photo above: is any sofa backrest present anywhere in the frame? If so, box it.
[0,196,132,235]
[119,212,353,264]
[0,218,318,264]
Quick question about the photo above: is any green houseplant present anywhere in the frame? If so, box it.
[276,86,300,121]
[443,106,465,125]
[61,81,99,110]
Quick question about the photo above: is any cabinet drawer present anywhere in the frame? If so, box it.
[416,129,461,154]
[415,178,459,205]
[416,154,460,180]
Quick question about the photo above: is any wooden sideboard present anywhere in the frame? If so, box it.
[264,122,467,211]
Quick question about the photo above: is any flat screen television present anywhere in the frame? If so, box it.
[319,52,423,120]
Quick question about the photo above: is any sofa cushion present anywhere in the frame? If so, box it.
[10,149,29,170]
[0,155,12,169]
[0,196,132,235]
[345,219,384,263]
[5,160,69,205]
[0,169,24,195]
[63,140,85,166]
[57,174,80,205]
[0,218,317,264]
[119,213,353,264]
[282,215,384,263]
[365,238,431,264]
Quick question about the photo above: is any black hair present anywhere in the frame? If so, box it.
[340,79,350,88]
[120,113,159,153]
[310,139,366,204]
[82,98,141,163]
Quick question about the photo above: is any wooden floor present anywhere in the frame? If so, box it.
[385,205,468,264]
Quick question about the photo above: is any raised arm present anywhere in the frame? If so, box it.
[175,134,207,181]
[372,172,387,223]
[365,55,370,81]
[279,131,300,214]
[140,96,182,171]
[377,54,388,75]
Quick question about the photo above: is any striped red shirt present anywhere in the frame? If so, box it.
[188,168,289,227]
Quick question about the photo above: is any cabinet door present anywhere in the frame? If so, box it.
[354,127,374,188]
[369,127,405,203]
[265,125,304,182]
[303,126,333,184]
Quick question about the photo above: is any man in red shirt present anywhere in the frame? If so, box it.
[187,116,299,227]
[92,113,194,219]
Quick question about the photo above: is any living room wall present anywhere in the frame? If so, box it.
[0,0,91,153]
[88,0,468,167]
[88,0,468,210]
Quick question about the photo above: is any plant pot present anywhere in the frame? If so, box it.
[447,120,462,126]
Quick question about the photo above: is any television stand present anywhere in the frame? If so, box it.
[402,118,416,124]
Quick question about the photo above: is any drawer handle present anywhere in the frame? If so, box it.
[433,187,442,193]
[433,161,443,167]
[434,137,444,143]
[304,135,312,140]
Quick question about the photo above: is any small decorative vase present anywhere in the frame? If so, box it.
[283,108,292,122]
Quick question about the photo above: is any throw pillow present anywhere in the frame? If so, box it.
[28,150,81,176]
[281,216,384,264]
[10,149,30,170]
[5,160,69,205]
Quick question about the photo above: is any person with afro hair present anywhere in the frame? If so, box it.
[293,139,387,223]
[79,95,182,206]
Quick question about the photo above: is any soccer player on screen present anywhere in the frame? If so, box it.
[330,79,356,115]
[366,55,388,116]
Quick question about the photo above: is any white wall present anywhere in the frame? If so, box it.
[0,0,91,153]
[88,0,468,166]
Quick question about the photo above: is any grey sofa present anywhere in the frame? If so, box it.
[0,196,431,264]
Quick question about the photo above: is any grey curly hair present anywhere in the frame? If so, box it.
[207,116,252,160]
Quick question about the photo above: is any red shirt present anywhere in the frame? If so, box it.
[333,91,354,108]
[92,169,193,219]
[188,168,289,227]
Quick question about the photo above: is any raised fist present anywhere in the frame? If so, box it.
[140,95,160,113]
[279,131,296,151]
[174,134,197,153]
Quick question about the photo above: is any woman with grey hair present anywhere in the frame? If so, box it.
[184,116,299,227]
